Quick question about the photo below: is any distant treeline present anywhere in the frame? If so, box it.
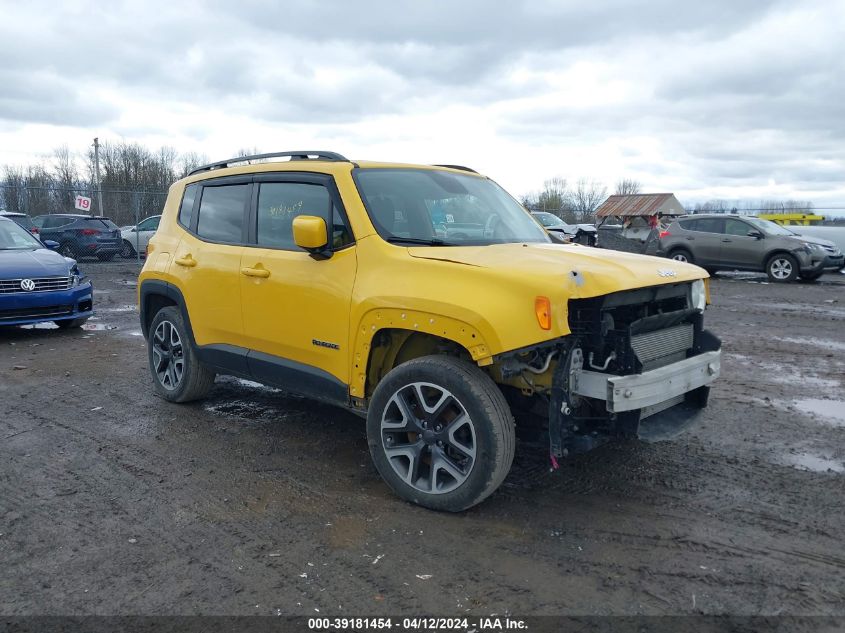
[0,142,209,224]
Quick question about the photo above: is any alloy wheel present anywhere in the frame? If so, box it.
[151,320,185,390]
[380,382,476,494]
[671,252,689,262]
[770,258,793,280]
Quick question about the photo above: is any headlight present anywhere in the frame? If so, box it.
[691,279,706,311]
[68,264,83,287]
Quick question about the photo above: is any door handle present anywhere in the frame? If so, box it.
[721,239,732,243]
[174,255,197,267]
[241,266,270,279]
[685,236,695,240]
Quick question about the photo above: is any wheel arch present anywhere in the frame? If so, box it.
[764,248,798,266]
[139,279,195,344]
[351,308,495,400]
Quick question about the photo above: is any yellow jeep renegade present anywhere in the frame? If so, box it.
[139,151,721,512]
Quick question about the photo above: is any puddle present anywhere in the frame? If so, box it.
[727,355,839,388]
[776,336,845,352]
[20,322,59,330]
[784,452,844,474]
[759,302,845,318]
[99,304,137,313]
[81,323,119,331]
[215,375,280,392]
[793,398,845,426]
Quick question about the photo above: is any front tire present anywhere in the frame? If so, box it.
[766,253,798,282]
[668,248,694,264]
[59,243,76,258]
[148,306,215,402]
[367,355,515,512]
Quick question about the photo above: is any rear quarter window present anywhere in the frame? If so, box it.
[85,218,119,229]
[178,184,198,229]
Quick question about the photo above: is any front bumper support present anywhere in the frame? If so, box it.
[573,350,721,413]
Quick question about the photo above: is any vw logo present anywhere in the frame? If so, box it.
[657,269,677,278]
[20,279,36,291]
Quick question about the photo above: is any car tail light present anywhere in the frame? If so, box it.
[659,230,671,238]
[80,228,100,236]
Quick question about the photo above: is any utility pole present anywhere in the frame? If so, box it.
[93,137,104,217]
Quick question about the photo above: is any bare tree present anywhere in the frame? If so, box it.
[52,145,79,212]
[522,177,576,222]
[178,152,209,178]
[572,178,607,222]
[614,178,641,195]
[2,166,26,213]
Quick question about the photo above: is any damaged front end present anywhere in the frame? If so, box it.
[496,281,721,462]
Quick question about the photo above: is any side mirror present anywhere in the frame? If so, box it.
[43,240,60,250]
[292,215,330,256]
[747,230,764,239]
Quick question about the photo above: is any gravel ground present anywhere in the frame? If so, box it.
[1,261,844,616]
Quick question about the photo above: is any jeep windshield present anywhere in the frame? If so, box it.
[354,168,550,246]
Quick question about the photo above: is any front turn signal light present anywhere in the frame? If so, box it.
[535,296,552,330]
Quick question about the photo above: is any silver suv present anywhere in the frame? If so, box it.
[658,214,844,282]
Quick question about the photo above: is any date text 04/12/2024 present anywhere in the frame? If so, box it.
[308,617,528,631]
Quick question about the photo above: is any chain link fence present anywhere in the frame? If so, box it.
[0,185,168,228]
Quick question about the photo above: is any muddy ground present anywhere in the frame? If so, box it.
[1,261,844,616]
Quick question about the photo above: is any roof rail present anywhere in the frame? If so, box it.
[188,151,349,176]
[433,164,478,174]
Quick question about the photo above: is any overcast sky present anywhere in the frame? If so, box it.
[1,0,843,209]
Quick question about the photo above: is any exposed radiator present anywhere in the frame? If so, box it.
[630,323,694,370]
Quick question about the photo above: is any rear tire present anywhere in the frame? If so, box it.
[367,355,515,512]
[148,306,215,403]
[59,243,76,258]
[668,248,694,264]
[766,253,798,282]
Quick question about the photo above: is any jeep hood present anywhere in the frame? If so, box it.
[408,243,705,298]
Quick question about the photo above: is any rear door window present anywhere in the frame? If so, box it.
[43,216,74,229]
[690,218,724,234]
[196,184,249,243]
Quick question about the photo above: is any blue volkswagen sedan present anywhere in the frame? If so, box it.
[0,216,93,328]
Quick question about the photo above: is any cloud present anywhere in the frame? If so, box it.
[0,0,843,208]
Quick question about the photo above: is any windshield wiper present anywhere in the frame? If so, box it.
[385,237,455,246]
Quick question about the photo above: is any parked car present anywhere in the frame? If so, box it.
[0,212,40,235]
[531,211,597,246]
[32,214,122,261]
[120,215,161,258]
[658,214,845,282]
[0,216,93,328]
[139,150,721,512]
